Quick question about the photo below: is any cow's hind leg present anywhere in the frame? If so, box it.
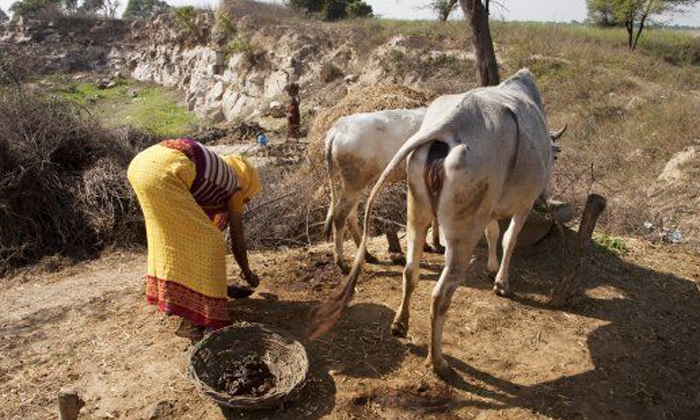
[391,190,431,338]
[347,204,380,265]
[493,211,529,297]
[485,219,500,273]
[332,193,360,274]
[427,237,475,375]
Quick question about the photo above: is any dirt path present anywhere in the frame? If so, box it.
[1,237,699,420]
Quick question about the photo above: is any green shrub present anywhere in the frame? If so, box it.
[593,234,630,255]
[215,9,236,38]
[174,6,198,36]
[227,32,259,68]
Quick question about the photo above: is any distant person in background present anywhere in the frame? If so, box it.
[285,83,301,139]
[127,138,262,340]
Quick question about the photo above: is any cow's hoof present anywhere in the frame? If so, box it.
[338,262,351,275]
[390,253,406,265]
[429,244,446,254]
[487,261,499,273]
[425,358,453,377]
[364,253,380,264]
[390,322,408,338]
[493,282,510,297]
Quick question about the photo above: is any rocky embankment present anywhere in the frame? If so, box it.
[0,12,472,124]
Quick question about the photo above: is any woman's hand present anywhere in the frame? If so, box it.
[227,270,260,299]
[240,269,260,288]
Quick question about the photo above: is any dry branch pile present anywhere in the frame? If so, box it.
[0,87,154,275]
[245,84,433,249]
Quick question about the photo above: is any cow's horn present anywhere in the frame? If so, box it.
[550,124,567,142]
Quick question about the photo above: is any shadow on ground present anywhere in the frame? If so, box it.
[413,231,700,420]
[219,230,699,419]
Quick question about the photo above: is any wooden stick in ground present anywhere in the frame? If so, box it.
[550,194,607,307]
[58,388,85,420]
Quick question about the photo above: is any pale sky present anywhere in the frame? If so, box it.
[1,0,700,27]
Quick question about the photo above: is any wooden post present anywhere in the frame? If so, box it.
[550,194,607,307]
[58,388,85,420]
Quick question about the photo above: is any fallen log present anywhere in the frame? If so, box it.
[550,194,607,307]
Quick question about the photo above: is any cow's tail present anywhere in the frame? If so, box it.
[308,130,441,340]
[322,131,337,241]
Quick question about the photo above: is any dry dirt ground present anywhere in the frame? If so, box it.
[1,234,699,420]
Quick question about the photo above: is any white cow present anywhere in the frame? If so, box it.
[312,69,564,374]
[322,108,444,274]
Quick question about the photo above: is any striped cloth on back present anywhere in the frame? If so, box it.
[161,139,238,229]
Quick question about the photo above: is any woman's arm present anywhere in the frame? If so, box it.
[227,197,259,287]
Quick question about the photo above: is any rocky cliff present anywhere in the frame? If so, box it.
[0,10,473,124]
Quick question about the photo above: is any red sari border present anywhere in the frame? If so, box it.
[146,275,230,329]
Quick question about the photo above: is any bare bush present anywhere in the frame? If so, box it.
[0,87,155,275]
[0,46,43,86]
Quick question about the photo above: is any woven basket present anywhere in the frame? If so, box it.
[188,322,309,409]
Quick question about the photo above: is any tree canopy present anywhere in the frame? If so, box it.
[286,0,373,21]
[9,0,120,18]
[122,0,170,19]
[429,0,459,21]
[587,0,700,49]
[0,7,9,23]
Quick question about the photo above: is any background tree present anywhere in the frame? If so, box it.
[10,0,63,17]
[78,0,120,17]
[459,0,499,86]
[98,0,120,18]
[587,0,700,50]
[430,0,459,21]
[346,0,372,18]
[122,0,170,19]
[0,7,9,23]
[286,0,372,21]
[587,0,618,26]
[9,0,118,17]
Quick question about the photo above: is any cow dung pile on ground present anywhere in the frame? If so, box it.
[245,84,434,249]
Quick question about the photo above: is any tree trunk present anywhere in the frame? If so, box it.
[625,19,634,50]
[459,0,499,86]
[632,14,648,50]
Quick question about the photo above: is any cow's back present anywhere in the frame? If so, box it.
[330,108,426,184]
[411,81,553,219]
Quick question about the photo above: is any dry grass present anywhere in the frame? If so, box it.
[488,23,700,238]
